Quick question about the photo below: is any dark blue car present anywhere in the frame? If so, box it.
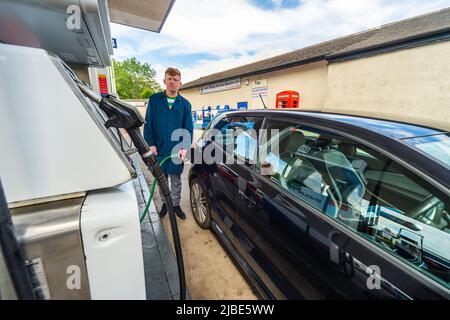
[188,110,450,299]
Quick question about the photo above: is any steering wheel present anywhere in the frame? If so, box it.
[408,194,445,228]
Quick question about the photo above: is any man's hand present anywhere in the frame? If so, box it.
[150,146,158,156]
[178,148,188,161]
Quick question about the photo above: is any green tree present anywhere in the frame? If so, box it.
[140,87,156,99]
[113,58,161,99]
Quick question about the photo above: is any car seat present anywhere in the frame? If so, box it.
[338,144,368,184]
[276,131,329,211]
[322,150,366,213]
[278,130,305,160]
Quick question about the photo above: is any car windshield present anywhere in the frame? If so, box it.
[402,133,450,169]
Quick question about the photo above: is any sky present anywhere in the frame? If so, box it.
[110,0,450,86]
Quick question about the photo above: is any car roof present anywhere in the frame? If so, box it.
[223,110,447,140]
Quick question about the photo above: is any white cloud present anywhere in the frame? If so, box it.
[111,0,450,84]
[180,49,288,85]
[271,0,284,7]
[160,0,288,57]
[152,64,168,87]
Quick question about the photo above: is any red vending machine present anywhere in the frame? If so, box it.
[276,90,300,108]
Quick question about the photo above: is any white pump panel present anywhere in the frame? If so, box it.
[0,44,132,203]
[80,180,146,300]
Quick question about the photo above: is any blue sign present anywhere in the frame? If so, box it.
[112,38,117,49]
[237,101,248,109]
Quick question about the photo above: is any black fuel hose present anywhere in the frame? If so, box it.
[127,128,186,300]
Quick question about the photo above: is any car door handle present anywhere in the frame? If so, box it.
[255,188,264,200]
[218,162,239,174]
[217,163,239,183]
[246,184,264,201]
[239,190,256,206]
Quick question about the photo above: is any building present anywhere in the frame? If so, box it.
[181,8,450,131]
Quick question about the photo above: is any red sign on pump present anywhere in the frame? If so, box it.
[98,74,108,95]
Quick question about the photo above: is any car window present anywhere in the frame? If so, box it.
[401,133,450,168]
[256,118,450,288]
[212,116,263,163]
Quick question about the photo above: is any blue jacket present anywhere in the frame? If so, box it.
[143,92,193,175]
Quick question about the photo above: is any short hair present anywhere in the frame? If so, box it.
[165,67,181,77]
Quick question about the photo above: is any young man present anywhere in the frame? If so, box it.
[143,67,193,220]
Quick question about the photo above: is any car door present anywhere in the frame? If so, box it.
[234,117,450,299]
[232,118,355,299]
[207,115,288,298]
[203,115,264,247]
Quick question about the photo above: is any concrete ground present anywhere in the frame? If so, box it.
[158,165,257,300]
[140,132,258,299]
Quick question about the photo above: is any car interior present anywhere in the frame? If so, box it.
[257,121,449,285]
[261,124,449,231]
[212,117,449,286]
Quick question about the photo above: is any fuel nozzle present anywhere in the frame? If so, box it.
[99,94,144,130]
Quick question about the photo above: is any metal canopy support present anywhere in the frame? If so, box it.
[108,0,176,32]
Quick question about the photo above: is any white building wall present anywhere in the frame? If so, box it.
[182,41,449,131]
[182,61,328,111]
[324,41,450,131]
